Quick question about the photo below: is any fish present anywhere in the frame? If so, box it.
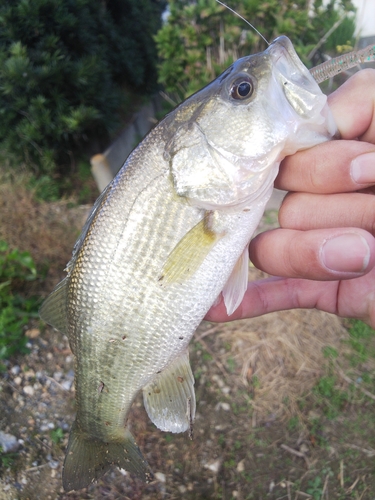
[39,35,337,491]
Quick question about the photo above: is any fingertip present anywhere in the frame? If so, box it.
[328,69,375,141]
[320,233,373,273]
[250,228,375,281]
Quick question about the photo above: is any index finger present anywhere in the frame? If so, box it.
[329,69,375,142]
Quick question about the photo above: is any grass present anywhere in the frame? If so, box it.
[0,447,18,470]
[0,241,41,369]
[346,319,375,366]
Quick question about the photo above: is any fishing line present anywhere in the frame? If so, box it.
[214,0,375,83]
[215,0,270,46]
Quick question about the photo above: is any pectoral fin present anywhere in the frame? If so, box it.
[143,349,196,433]
[160,214,222,284]
[222,245,249,315]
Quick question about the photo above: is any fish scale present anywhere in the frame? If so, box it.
[69,165,200,430]
[40,36,337,490]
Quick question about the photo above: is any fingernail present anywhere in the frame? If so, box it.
[321,234,370,273]
[350,151,375,183]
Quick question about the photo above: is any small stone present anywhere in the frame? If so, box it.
[215,402,230,411]
[214,425,227,431]
[14,376,22,386]
[212,375,224,388]
[204,459,221,474]
[0,431,20,453]
[23,386,34,396]
[49,460,59,469]
[155,472,166,483]
[236,459,245,472]
[178,485,187,493]
[25,328,40,338]
[53,371,63,381]
[24,369,35,379]
[10,365,20,375]
[61,380,73,391]
[299,443,309,454]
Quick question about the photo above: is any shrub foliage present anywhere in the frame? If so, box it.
[0,0,165,176]
[155,0,356,100]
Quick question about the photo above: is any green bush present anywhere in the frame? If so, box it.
[0,241,40,369]
[0,0,165,178]
[155,0,356,100]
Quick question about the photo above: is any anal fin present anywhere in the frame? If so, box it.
[143,349,196,433]
[62,421,153,491]
[222,245,249,315]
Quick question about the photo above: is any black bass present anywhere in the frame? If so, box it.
[40,36,336,491]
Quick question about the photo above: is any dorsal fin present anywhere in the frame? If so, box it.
[39,277,68,336]
[65,182,113,273]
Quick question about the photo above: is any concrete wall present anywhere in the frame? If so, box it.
[105,95,164,177]
[90,95,164,192]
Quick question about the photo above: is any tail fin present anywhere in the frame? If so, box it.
[62,421,153,491]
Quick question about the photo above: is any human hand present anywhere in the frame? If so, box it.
[206,69,375,328]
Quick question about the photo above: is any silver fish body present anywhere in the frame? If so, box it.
[40,36,336,491]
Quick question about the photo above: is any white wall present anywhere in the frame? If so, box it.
[352,0,375,37]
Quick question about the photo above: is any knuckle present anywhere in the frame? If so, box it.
[279,193,305,229]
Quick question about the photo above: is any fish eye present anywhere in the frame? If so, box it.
[230,76,254,100]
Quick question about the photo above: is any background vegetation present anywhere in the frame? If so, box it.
[0,0,166,184]
[155,0,357,100]
[0,0,356,185]
[0,241,39,371]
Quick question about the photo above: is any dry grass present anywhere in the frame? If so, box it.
[0,170,89,292]
[199,267,349,421]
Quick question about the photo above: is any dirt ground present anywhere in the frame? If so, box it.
[1,176,375,499]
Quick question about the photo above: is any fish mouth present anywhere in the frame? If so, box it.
[266,36,311,83]
[265,36,327,119]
